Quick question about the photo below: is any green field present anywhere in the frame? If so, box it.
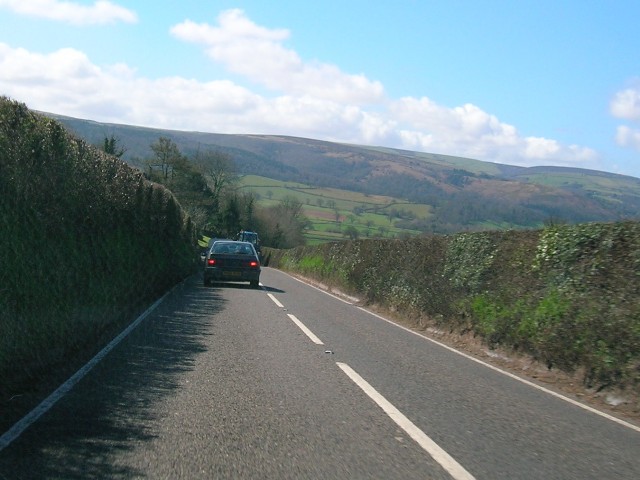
[238,175,432,243]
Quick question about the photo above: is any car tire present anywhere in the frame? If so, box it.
[250,280,259,289]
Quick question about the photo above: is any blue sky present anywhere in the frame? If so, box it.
[1,1,639,178]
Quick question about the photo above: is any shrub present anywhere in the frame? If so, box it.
[0,97,197,396]
[271,220,640,393]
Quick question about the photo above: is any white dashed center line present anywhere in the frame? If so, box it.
[267,293,284,308]
[287,313,324,345]
[337,362,476,480]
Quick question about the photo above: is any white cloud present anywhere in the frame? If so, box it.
[616,125,640,151]
[0,43,259,128]
[611,83,640,155]
[0,6,601,173]
[0,0,137,25]
[388,96,598,167]
[170,9,384,105]
[610,85,640,121]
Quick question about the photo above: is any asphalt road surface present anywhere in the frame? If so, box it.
[1,268,639,479]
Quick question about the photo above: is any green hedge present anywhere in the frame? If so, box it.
[267,223,640,392]
[0,97,197,395]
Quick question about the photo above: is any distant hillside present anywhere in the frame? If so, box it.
[46,112,640,233]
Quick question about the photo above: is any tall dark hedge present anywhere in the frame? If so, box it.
[0,97,196,394]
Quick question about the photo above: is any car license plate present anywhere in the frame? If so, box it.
[226,271,241,277]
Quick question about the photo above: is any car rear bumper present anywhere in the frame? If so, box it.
[204,267,261,284]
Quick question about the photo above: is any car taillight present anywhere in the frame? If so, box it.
[207,258,216,266]
[249,261,259,268]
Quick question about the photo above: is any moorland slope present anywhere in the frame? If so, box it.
[47,113,640,234]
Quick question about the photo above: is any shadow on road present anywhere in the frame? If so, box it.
[204,280,285,294]
[0,276,225,479]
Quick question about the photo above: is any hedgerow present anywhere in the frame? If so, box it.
[0,97,197,397]
[267,222,640,394]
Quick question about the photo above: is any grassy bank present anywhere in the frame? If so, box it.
[265,221,640,398]
[0,97,197,402]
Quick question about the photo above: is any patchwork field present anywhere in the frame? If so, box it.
[238,175,432,243]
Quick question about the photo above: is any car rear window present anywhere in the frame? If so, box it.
[212,243,253,255]
[212,243,232,254]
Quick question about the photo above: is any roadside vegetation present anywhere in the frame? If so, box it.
[266,221,640,412]
[0,97,310,416]
[2,95,639,427]
[0,97,197,407]
[139,139,310,249]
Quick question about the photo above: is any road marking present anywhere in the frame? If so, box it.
[358,307,640,433]
[287,314,324,345]
[283,270,640,432]
[267,293,284,308]
[337,362,475,480]
[289,274,354,304]
[0,288,174,452]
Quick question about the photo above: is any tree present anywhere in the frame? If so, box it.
[258,195,309,248]
[195,150,237,215]
[343,225,359,240]
[148,137,183,181]
[183,205,209,232]
[365,220,374,237]
[278,195,304,218]
[220,193,241,237]
[240,191,258,230]
[102,134,126,158]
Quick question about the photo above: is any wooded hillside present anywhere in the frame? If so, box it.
[48,112,640,234]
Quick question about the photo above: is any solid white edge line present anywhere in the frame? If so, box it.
[270,270,639,433]
[267,293,284,308]
[286,314,324,345]
[336,362,475,480]
[0,287,175,451]
[357,306,640,433]
[288,274,353,304]
[282,271,640,432]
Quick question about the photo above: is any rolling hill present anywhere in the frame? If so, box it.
[45,112,640,234]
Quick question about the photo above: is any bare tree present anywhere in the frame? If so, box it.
[195,150,237,213]
[148,137,182,181]
[258,195,309,248]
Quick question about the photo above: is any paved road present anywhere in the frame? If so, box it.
[1,268,639,479]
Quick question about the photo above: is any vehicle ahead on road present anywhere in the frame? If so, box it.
[237,230,261,258]
[200,237,224,263]
[203,240,261,288]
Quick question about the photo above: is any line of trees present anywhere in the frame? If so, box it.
[107,136,308,249]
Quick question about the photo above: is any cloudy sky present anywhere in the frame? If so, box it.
[1,1,639,178]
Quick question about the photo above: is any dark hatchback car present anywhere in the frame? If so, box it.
[203,240,261,288]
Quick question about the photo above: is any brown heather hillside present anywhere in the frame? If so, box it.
[265,221,640,420]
